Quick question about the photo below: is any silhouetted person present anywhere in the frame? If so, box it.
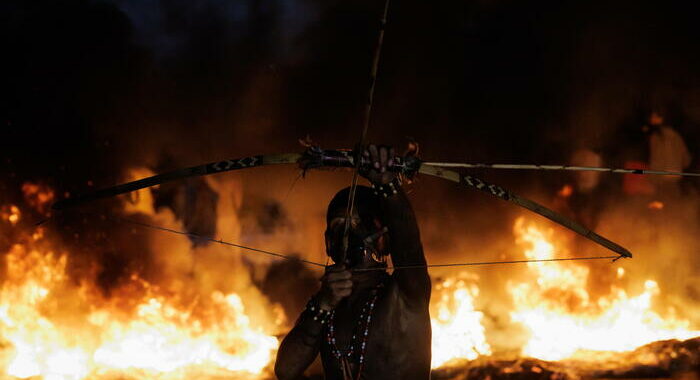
[643,110,692,197]
[275,145,431,380]
[555,148,608,229]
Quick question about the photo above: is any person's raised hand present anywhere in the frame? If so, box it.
[361,144,396,185]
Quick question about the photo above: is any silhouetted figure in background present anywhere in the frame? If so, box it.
[554,148,609,229]
[643,110,692,198]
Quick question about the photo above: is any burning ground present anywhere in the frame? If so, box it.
[1,170,699,379]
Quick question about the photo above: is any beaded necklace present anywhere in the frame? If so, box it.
[325,282,384,379]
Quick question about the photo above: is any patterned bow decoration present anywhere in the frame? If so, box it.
[51,146,633,262]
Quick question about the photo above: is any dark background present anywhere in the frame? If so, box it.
[3,0,700,188]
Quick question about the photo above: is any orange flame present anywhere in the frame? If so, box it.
[0,238,278,379]
[507,217,700,360]
[2,176,699,378]
[557,184,574,198]
[430,274,491,368]
[1,205,21,225]
[21,182,54,215]
[648,201,664,210]
[1,173,280,379]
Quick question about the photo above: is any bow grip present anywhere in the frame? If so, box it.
[299,147,421,177]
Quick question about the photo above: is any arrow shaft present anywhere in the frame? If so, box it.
[342,0,392,264]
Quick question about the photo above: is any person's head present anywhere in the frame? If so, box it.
[570,148,603,193]
[325,186,389,269]
[648,111,664,127]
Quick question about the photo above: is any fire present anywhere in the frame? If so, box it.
[1,205,21,225]
[0,232,278,379]
[90,292,277,375]
[430,274,491,368]
[2,176,699,378]
[426,218,699,368]
[1,179,279,379]
[508,217,700,361]
[648,200,664,210]
[21,182,54,214]
[557,184,573,198]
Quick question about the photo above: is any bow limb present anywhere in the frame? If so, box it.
[52,153,302,210]
[417,164,633,259]
[422,162,700,177]
[49,147,633,259]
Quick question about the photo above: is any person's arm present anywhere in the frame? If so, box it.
[274,310,323,380]
[363,145,431,307]
[275,265,352,379]
[382,187,431,306]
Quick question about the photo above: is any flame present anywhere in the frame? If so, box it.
[648,200,664,210]
[557,184,573,198]
[90,292,278,375]
[3,175,700,378]
[21,182,54,214]
[1,176,280,379]
[0,234,278,379]
[508,217,700,361]
[2,205,21,225]
[616,267,625,279]
[430,274,491,368]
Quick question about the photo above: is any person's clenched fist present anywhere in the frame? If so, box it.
[317,264,352,310]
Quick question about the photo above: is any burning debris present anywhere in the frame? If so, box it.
[431,337,700,380]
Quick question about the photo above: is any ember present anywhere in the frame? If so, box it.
[648,201,665,210]
[1,205,21,225]
[557,185,574,198]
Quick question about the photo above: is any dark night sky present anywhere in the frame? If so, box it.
[2,0,700,204]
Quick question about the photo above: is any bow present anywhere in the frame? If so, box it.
[50,0,634,266]
[51,146,633,261]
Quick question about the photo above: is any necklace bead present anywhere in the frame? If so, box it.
[325,283,383,370]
